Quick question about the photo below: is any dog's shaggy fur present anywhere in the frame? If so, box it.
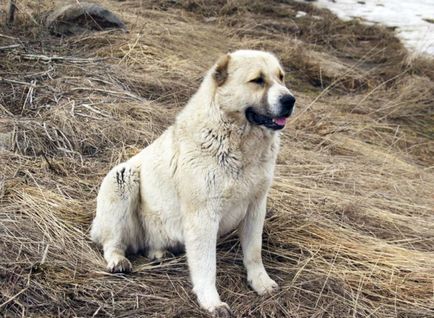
[91,50,296,315]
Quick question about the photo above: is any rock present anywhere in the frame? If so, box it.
[45,2,126,36]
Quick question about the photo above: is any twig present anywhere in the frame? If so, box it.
[41,153,59,174]
[23,65,55,79]
[0,287,28,309]
[81,103,111,117]
[40,244,49,264]
[0,44,21,50]
[0,77,36,87]
[70,87,144,101]
[22,79,37,112]
[0,33,17,40]
[21,54,108,64]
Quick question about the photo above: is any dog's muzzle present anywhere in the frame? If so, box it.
[246,94,296,130]
[245,108,291,130]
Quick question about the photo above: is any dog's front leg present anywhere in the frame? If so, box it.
[183,207,231,316]
[239,194,278,295]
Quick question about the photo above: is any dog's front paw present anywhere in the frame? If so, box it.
[249,273,278,295]
[210,303,232,318]
[107,256,132,273]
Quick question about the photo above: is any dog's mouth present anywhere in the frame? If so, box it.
[245,107,289,130]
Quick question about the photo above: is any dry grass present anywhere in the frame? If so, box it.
[1,1,433,317]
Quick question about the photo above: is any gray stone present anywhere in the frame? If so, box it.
[46,2,126,36]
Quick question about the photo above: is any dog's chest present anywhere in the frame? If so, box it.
[216,163,271,235]
[199,127,277,233]
[200,126,277,178]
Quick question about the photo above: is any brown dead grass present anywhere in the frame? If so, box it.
[1,1,433,317]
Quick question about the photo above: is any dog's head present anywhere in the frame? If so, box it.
[212,50,295,130]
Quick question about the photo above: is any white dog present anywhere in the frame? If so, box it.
[91,50,296,316]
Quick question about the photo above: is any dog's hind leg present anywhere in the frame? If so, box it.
[91,163,142,273]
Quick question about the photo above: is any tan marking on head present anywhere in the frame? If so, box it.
[213,54,231,86]
[248,71,267,87]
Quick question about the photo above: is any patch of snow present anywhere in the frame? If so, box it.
[298,0,434,56]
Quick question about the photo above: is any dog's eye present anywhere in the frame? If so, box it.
[250,76,265,86]
[279,73,284,82]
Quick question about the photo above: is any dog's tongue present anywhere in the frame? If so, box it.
[273,117,287,126]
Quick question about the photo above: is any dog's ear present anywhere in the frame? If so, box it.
[213,54,230,86]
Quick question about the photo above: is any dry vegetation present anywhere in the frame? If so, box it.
[1,0,433,317]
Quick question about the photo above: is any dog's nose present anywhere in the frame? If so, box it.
[279,94,296,116]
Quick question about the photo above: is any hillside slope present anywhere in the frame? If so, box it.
[1,1,433,317]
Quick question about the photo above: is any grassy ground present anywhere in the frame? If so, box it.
[1,1,433,317]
